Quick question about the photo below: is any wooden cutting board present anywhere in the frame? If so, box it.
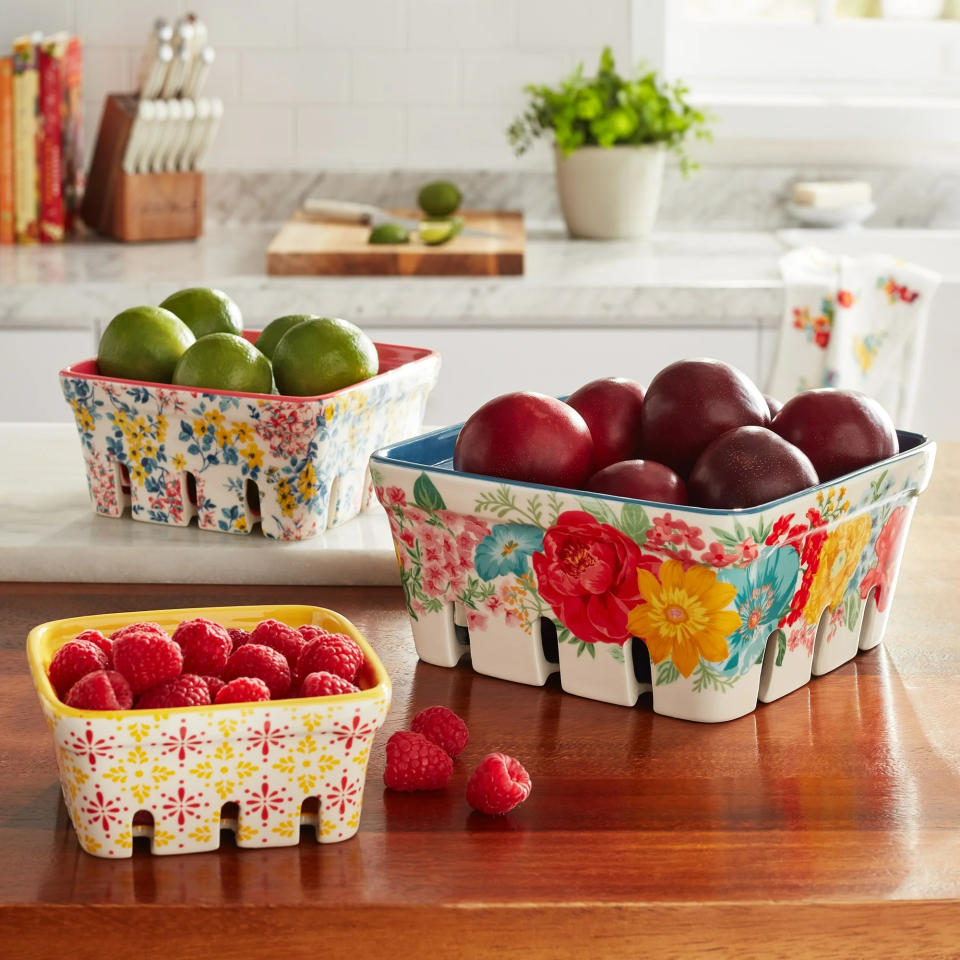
[266,208,524,276]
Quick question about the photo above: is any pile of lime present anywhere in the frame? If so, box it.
[367,179,463,247]
[96,287,379,397]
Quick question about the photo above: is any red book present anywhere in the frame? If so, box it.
[62,36,83,235]
[38,34,67,243]
[0,57,13,245]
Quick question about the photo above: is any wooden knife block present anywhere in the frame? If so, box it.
[81,93,205,243]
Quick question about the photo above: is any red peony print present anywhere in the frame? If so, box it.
[532,511,658,646]
[860,506,909,612]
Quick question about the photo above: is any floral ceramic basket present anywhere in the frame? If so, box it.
[60,337,440,540]
[27,604,391,858]
[371,427,935,723]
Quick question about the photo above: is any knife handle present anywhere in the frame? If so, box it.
[302,199,382,224]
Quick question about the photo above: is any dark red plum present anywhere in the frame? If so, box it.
[586,459,688,505]
[566,377,646,472]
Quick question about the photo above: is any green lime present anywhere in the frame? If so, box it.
[369,222,410,244]
[171,333,273,394]
[159,287,243,338]
[97,306,195,383]
[272,317,378,396]
[255,314,316,360]
[419,216,463,245]
[418,180,462,217]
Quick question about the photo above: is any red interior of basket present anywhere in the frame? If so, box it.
[61,336,437,403]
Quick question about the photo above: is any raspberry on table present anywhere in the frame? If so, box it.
[49,639,110,699]
[249,619,304,670]
[113,628,184,695]
[202,675,226,700]
[227,627,250,652]
[110,621,168,642]
[223,644,291,699]
[383,731,453,792]
[300,671,360,698]
[296,632,364,686]
[215,677,271,704]
[411,705,469,758]
[65,670,134,711]
[172,617,232,676]
[466,753,532,816]
[136,674,211,710]
[74,629,113,664]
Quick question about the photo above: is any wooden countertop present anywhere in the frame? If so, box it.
[2,446,959,959]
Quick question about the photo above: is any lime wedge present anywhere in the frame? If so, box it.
[419,217,463,246]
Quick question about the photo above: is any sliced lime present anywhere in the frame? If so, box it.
[419,217,462,246]
[369,222,410,244]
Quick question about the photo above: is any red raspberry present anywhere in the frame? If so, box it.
[215,677,271,704]
[300,671,360,698]
[137,674,211,709]
[249,619,303,669]
[172,617,232,676]
[75,629,113,664]
[65,670,133,711]
[227,627,250,652]
[113,628,184,695]
[49,639,109,699]
[299,624,333,644]
[411,705,469,758]
[110,621,168,642]
[296,632,364,685]
[466,753,532,816]
[202,675,226,700]
[383,731,453,791]
[223,644,291,698]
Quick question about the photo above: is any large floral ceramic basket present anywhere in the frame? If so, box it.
[27,604,391,858]
[371,427,935,723]
[60,337,440,540]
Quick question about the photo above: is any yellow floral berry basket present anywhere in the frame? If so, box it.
[60,337,440,540]
[27,604,391,858]
[371,425,935,723]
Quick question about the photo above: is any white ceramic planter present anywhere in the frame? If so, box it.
[554,143,665,239]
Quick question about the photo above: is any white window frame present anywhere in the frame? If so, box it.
[633,0,960,162]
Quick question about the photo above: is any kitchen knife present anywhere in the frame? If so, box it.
[167,97,195,171]
[160,39,192,98]
[182,45,214,99]
[301,198,507,239]
[136,19,172,99]
[191,97,223,171]
[121,99,156,174]
[141,42,172,100]
[137,98,168,174]
[154,99,183,172]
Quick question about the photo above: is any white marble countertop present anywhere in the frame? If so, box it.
[0,225,785,330]
[0,423,401,585]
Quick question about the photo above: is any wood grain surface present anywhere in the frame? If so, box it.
[266,209,524,276]
[1,447,959,959]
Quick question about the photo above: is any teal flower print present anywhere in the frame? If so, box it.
[718,546,801,677]
[474,524,544,581]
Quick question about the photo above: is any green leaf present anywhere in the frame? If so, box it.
[656,660,680,686]
[620,502,651,544]
[577,496,620,530]
[844,593,863,632]
[608,645,625,664]
[413,472,446,512]
[734,519,746,542]
[773,629,787,667]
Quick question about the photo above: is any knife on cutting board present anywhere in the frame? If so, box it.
[301,199,507,239]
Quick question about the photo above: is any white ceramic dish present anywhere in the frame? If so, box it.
[786,201,876,230]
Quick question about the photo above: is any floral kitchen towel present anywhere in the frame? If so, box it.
[766,248,940,425]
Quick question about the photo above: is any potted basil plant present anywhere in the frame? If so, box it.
[508,47,710,239]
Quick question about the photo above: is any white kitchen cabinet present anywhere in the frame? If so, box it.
[1,328,98,422]
[366,326,760,427]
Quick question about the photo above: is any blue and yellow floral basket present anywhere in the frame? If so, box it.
[371,426,935,722]
[60,338,439,540]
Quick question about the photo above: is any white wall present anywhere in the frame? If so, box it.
[1,0,634,171]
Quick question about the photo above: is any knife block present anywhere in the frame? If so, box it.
[81,93,205,243]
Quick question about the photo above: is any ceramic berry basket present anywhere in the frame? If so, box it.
[27,604,391,858]
[371,426,935,723]
[59,336,439,540]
